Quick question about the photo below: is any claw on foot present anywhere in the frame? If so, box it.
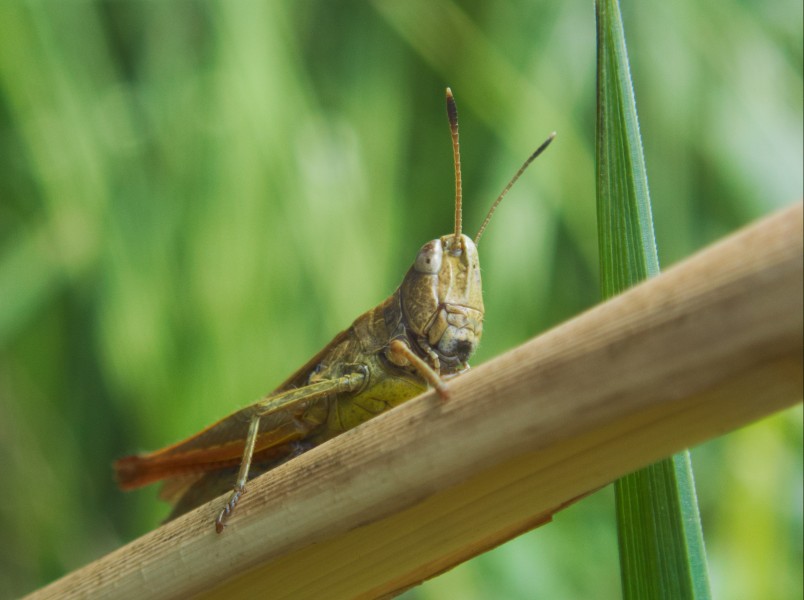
[435,382,450,400]
[215,485,244,533]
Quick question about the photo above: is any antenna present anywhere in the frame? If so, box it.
[474,132,556,245]
[445,88,462,243]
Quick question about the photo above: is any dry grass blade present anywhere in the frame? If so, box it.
[24,203,802,600]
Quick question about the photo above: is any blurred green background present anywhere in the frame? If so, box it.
[0,1,800,598]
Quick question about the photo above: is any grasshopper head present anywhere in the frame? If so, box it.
[399,233,484,370]
[395,88,553,374]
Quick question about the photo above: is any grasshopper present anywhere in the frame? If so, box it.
[115,89,555,532]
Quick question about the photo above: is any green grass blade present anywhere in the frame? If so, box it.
[596,3,658,291]
[595,1,712,598]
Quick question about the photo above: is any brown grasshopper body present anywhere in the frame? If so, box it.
[115,89,554,532]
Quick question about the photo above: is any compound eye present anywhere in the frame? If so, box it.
[414,240,443,274]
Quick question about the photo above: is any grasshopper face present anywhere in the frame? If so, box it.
[395,88,553,376]
[400,233,484,371]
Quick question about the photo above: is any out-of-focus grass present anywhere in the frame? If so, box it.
[0,2,799,599]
